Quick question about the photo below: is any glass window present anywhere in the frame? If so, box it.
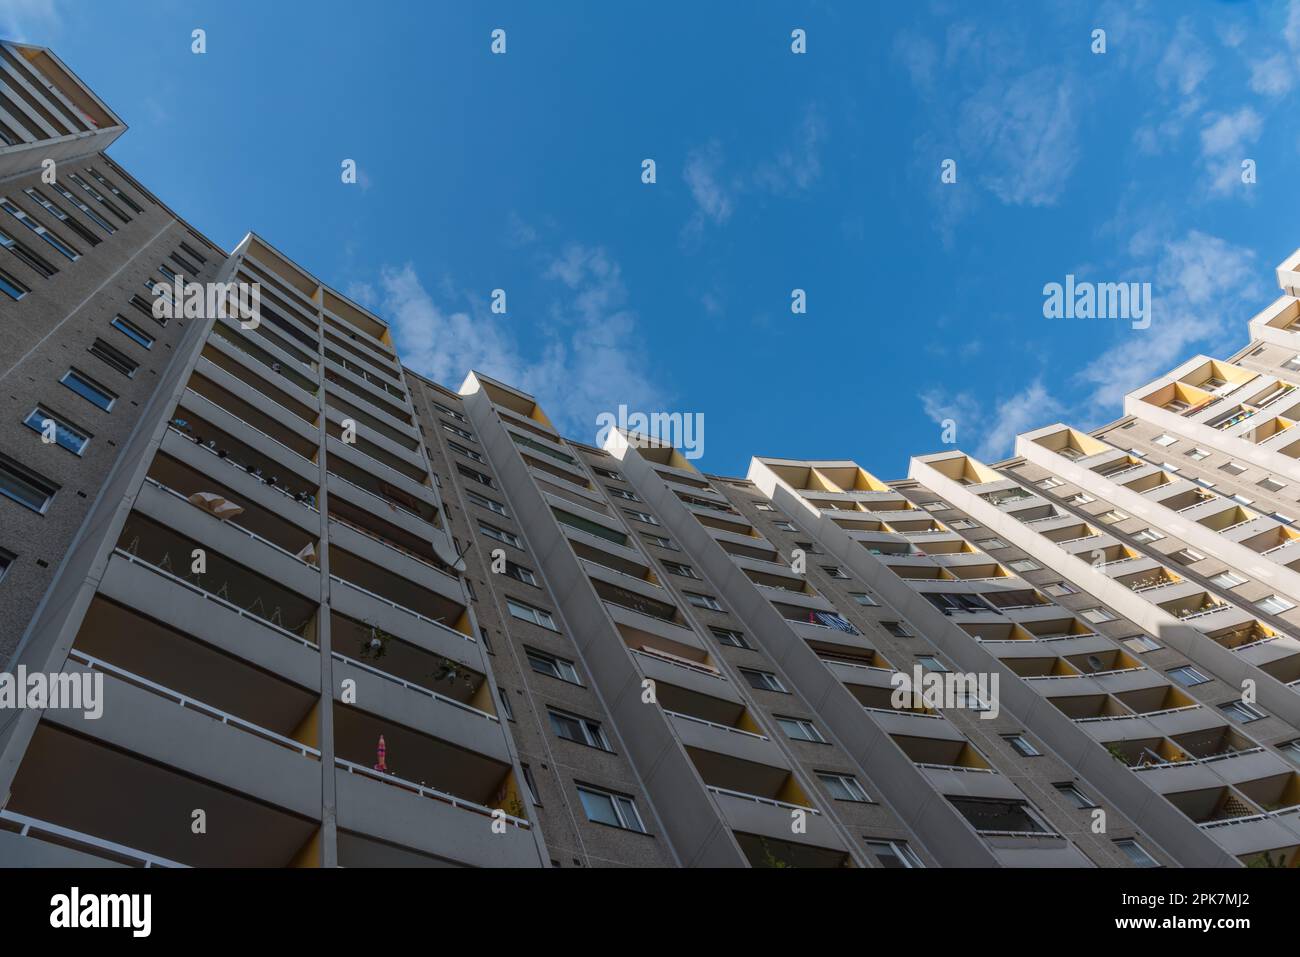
[866,839,923,868]
[525,648,580,684]
[479,521,522,548]
[111,315,154,349]
[60,369,116,411]
[710,627,751,649]
[0,453,58,513]
[506,599,558,631]
[0,266,28,300]
[776,716,825,743]
[549,710,610,750]
[577,786,645,833]
[817,772,869,802]
[1167,665,1210,687]
[1115,839,1159,867]
[1256,594,1295,614]
[23,407,90,455]
[740,668,787,692]
[1004,734,1040,757]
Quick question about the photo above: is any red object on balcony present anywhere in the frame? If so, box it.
[373,735,388,773]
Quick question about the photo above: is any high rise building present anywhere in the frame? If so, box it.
[1,41,1297,868]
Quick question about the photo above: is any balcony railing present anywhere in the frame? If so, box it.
[1076,704,1199,723]
[111,548,315,647]
[146,478,315,567]
[0,809,189,868]
[334,758,529,828]
[329,574,475,643]
[664,709,768,740]
[329,512,456,582]
[68,649,321,758]
[631,647,725,679]
[705,785,820,814]
[167,426,318,511]
[1131,746,1264,771]
[331,651,498,722]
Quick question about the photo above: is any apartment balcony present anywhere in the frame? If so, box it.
[893,734,990,769]
[630,645,737,699]
[175,391,318,486]
[1159,487,1218,514]
[330,543,467,625]
[1122,470,1174,495]
[1076,702,1224,742]
[332,744,538,867]
[326,433,429,499]
[331,654,507,764]
[605,599,706,653]
[865,707,961,739]
[1198,808,1300,860]
[325,472,438,549]
[822,659,897,696]
[977,631,1115,660]
[325,389,420,451]
[188,369,320,459]
[5,721,320,866]
[324,361,413,422]
[203,332,319,418]
[921,765,1025,800]
[1234,633,1300,682]
[1158,590,1238,623]
[327,501,453,588]
[211,311,318,388]
[670,710,789,769]
[1135,741,1289,793]
[1026,666,1162,698]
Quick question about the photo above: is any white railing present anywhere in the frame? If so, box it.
[705,785,820,814]
[329,574,475,643]
[664,710,768,740]
[68,649,321,758]
[1132,579,1183,594]
[111,548,314,647]
[1132,747,1265,771]
[915,762,997,773]
[145,478,315,566]
[632,647,726,679]
[862,705,943,719]
[1077,704,1200,723]
[331,651,498,722]
[167,426,318,512]
[1199,805,1300,830]
[335,758,530,828]
[1178,604,1232,621]
[0,809,188,868]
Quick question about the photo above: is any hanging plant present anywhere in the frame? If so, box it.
[359,622,397,660]
[431,656,477,690]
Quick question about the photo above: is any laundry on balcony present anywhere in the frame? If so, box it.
[187,491,245,521]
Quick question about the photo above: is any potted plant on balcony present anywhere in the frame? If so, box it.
[431,656,477,690]
[359,621,397,660]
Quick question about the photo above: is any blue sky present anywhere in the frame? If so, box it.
[6,0,1300,478]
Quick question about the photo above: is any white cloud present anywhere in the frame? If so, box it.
[956,67,1078,207]
[920,380,1062,462]
[0,0,59,40]
[364,244,664,442]
[1199,107,1262,195]
[1074,230,1258,410]
[682,141,733,237]
[754,107,825,194]
[1249,52,1295,96]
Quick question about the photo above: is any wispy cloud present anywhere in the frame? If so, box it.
[920,380,1062,462]
[1199,107,1261,196]
[0,0,59,40]
[354,243,665,442]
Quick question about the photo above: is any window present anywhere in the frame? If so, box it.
[23,407,90,455]
[1123,634,1161,653]
[1044,581,1078,597]
[1274,512,1295,525]
[1171,548,1205,565]
[623,508,659,526]
[525,648,580,684]
[920,500,948,511]
[1004,734,1041,757]
[1099,510,1128,524]
[949,797,1051,834]
[684,592,722,611]
[1055,783,1097,809]
[498,688,514,721]
[20,188,100,247]
[1037,477,1064,490]
[52,182,114,233]
[111,315,154,349]
[1153,433,1178,447]
[776,716,825,743]
[1066,493,1095,506]
[457,464,495,488]
[502,561,537,586]
[817,772,870,803]
[882,621,913,637]
[1218,699,1267,723]
[442,422,475,441]
[507,598,558,631]
[88,339,138,378]
[60,369,116,411]
[821,565,849,579]
[1115,839,1159,868]
[479,521,522,549]
[1280,740,1300,764]
[980,538,1008,550]
[592,466,622,480]
[662,561,700,579]
[772,520,796,531]
[914,655,947,672]
[549,710,611,750]
[1131,528,1164,544]
[865,839,923,868]
[1009,558,1040,572]
[1080,607,1117,624]
[1256,594,1296,614]
[432,401,467,422]
[949,519,978,530]
[851,593,879,606]
[608,487,640,502]
[710,627,751,649]
[0,453,58,513]
[553,508,627,546]
[1167,665,1210,686]
[1209,570,1246,588]
[1231,494,1253,505]
[0,226,57,277]
[1220,461,1248,476]
[85,167,145,214]
[0,197,79,261]
[520,764,540,804]
[577,785,645,833]
[0,266,28,300]
[179,241,208,265]
[1186,447,1210,461]
[447,440,483,463]
[643,533,678,550]
[795,541,821,554]
[1285,355,1300,373]
[740,668,787,692]
[754,502,775,511]
[465,490,508,516]
[1258,476,1287,493]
